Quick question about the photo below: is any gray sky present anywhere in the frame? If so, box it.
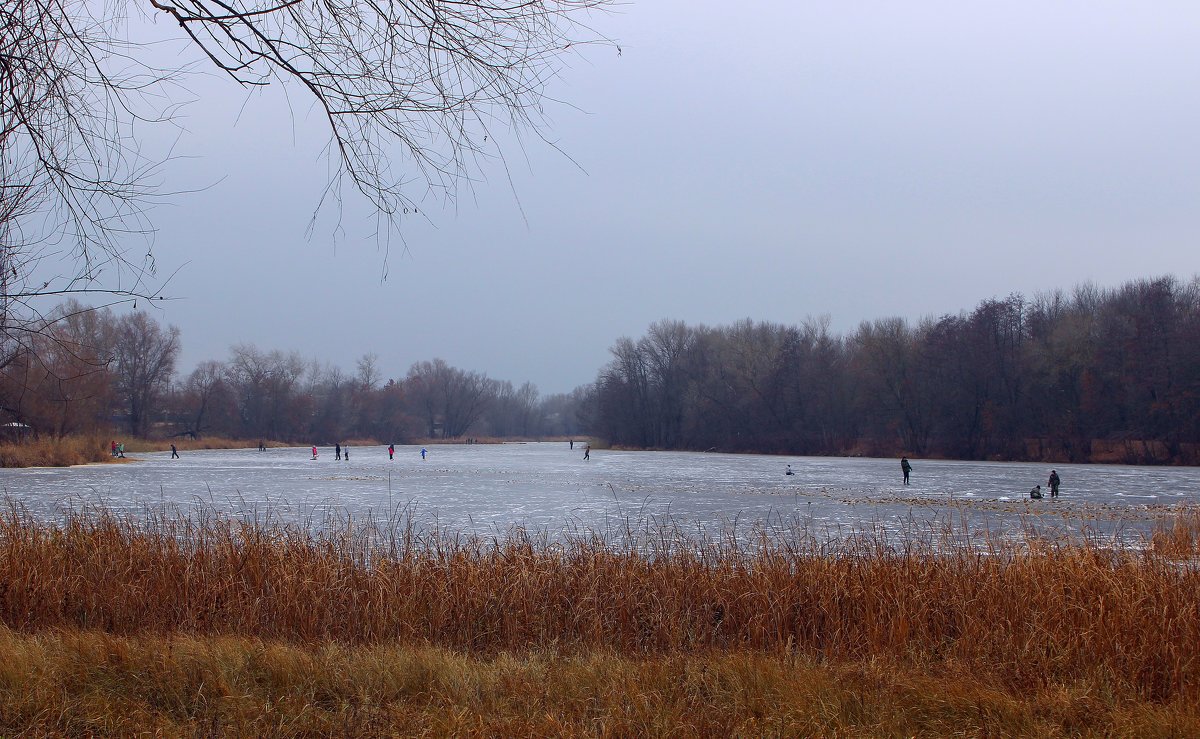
[128,1,1200,394]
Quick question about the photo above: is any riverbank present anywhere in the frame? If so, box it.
[0,436,111,468]
[0,506,1196,734]
[121,436,307,454]
[0,435,297,468]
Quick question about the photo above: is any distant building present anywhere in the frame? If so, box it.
[0,422,32,442]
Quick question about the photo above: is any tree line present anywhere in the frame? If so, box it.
[589,276,1200,464]
[0,301,587,444]
[5,275,1200,462]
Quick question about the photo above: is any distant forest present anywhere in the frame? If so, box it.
[590,276,1200,464]
[0,304,588,445]
[3,275,1199,464]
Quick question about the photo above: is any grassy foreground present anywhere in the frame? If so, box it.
[2,629,1197,736]
[1,507,1197,735]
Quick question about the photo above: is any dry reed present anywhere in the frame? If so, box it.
[0,435,111,468]
[121,436,293,453]
[0,505,1197,704]
[3,629,1197,736]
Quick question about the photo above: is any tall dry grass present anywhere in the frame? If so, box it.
[0,435,111,468]
[123,437,384,453]
[120,436,293,453]
[2,629,1197,736]
[0,506,1197,703]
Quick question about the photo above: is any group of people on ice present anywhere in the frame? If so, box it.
[308,443,423,461]
[898,457,1064,499]
[1029,469,1061,499]
[899,456,1062,499]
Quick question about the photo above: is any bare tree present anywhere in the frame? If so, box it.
[404,358,495,438]
[226,343,306,439]
[308,360,350,441]
[181,359,226,436]
[356,352,380,392]
[488,380,540,437]
[0,300,115,436]
[2,0,168,359]
[112,311,181,436]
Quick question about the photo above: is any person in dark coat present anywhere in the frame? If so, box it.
[900,457,912,485]
[1048,470,1061,498]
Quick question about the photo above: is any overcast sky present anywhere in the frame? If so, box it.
[117,1,1200,394]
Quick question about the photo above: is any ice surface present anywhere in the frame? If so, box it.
[2,443,1196,544]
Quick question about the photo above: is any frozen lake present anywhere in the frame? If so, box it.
[2,443,1198,544]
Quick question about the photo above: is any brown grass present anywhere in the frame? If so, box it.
[1,506,1198,706]
[1151,508,1200,558]
[124,437,387,453]
[0,435,112,468]
[121,436,295,453]
[2,628,1197,737]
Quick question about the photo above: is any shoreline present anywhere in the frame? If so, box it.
[7,433,1199,469]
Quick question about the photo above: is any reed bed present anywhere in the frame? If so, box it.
[121,436,295,453]
[0,435,111,468]
[1,505,1197,704]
